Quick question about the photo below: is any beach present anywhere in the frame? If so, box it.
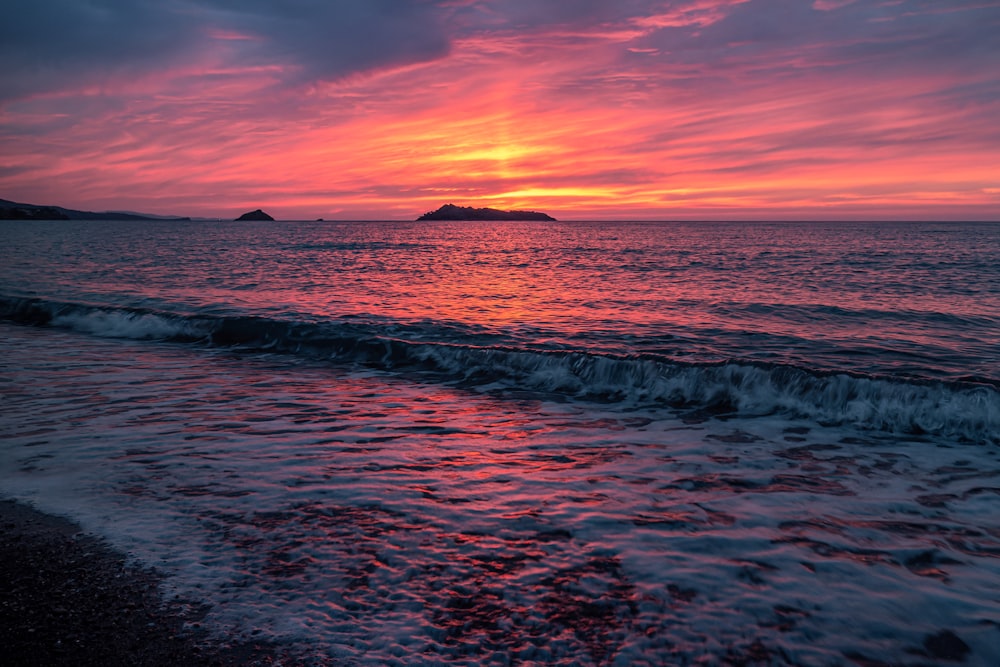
[0,499,288,666]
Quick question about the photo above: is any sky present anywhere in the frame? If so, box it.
[1,0,999,220]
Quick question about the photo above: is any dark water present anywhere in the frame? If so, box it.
[2,220,998,380]
[2,219,998,441]
[1,219,998,664]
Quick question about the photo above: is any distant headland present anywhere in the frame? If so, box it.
[418,204,556,221]
[235,209,274,221]
[0,198,190,221]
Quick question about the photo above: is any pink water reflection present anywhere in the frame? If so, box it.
[2,323,999,663]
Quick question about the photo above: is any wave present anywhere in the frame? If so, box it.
[2,295,997,444]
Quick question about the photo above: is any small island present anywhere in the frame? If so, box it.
[235,209,274,221]
[417,204,556,222]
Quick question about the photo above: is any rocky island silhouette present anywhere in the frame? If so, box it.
[234,209,275,221]
[418,204,556,221]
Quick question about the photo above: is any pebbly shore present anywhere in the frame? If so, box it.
[0,499,295,666]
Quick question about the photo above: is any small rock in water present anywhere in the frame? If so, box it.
[922,629,970,661]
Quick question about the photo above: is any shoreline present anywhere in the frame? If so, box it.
[0,499,290,666]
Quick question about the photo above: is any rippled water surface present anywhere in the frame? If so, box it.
[1,220,999,664]
[2,219,997,381]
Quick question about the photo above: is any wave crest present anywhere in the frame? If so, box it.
[3,296,996,444]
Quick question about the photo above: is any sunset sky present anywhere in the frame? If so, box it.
[2,0,999,220]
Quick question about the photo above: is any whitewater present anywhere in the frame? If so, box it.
[1,219,998,665]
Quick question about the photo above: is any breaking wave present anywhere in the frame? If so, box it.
[3,295,997,444]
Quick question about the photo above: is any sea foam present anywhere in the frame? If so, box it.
[3,295,997,444]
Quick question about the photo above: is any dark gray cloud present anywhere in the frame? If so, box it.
[454,0,662,29]
[0,0,451,102]
[203,0,450,82]
[3,0,998,107]
[638,0,1000,75]
[0,1,196,99]
[0,0,698,104]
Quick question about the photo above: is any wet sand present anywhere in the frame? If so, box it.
[0,499,286,667]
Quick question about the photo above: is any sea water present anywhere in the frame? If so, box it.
[1,219,998,664]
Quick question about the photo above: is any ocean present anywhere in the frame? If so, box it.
[1,219,998,665]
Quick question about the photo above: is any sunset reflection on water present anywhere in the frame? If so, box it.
[3,321,997,664]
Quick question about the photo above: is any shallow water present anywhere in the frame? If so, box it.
[2,323,998,665]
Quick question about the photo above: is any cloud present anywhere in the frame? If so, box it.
[205,1,451,84]
[812,0,858,10]
[0,1,195,100]
[2,0,998,220]
[448,0,661,29]
[4,0,997,103]
[0,0,451,102]
[637,0,1000,75]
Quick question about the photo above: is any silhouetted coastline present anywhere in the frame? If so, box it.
[0,198,190,221]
